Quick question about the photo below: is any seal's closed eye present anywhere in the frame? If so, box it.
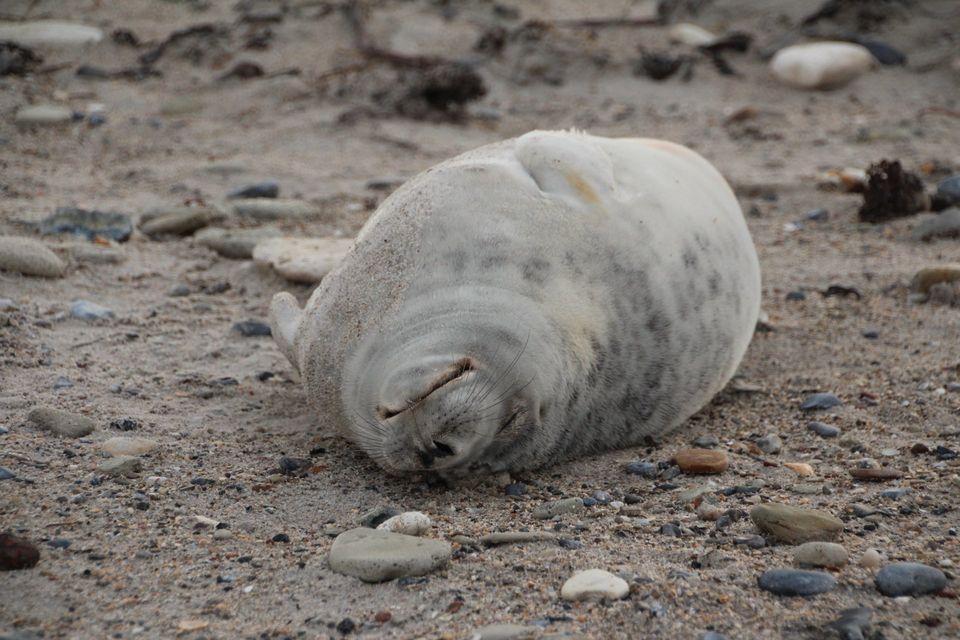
[377,357,475,419]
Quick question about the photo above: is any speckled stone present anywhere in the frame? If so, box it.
[532,498,584,520]
[750,503,843,544]
[0,236,66,278]
[328,528,451,583]
[28,407,95,438]
[758,568,836,596]
[875,562,947,597]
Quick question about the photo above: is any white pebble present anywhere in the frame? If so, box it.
[860,548,882,569]
[560,569,629,602]
[770,42,874,90]
[376,511,431,536]
[668,23,716,47]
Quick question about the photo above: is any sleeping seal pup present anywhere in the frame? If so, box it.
[270,130,761,480]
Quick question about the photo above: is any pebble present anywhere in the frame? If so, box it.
[909,264,960,296]
[756,434,782,454]
[470,624,537,640]
[934,175,960,209]
[40,207,133,242]
[533,497,584,520]
[808,421,840,438]
[232,320,272,337]
[692,435,720,448]
[800,393,841,411]
[168,284,190,297]
[360,506,403,528]
[879,488,911,500]
[277,456,311,475]
[625,461,658,478]
[702,633,726,640]
[194,227,281,259]
[757,568,836,596]
[0,21,103,47]
[667,23,716,47]
[784,462,814,477]
[0,533,40,570]
[750,503,843,544]
[327,527,451,583]
[230,198,317,220]
[14,104,75,126]
[479,531,556,546]
[212,529,233,541]
[70,244,125,265]
[0,236,66,277]
[857,40,906,65]
[785,290,805,301]
[875,562,947,597]
[673,448,729,474]
[52,376,73,390]
[825,607,872,640]
[0,467,14,480]
[591,490,612,504]
[227,181,279,199]
[96,455,142,476]
[504,482,527,496]
[911,209,960,241]
[46,538,70,549]
[377,511,431,536]
[101,437,158,457]
[849,467,902,481]
[793,541,848,568]
[770,42,874,90]
[805,207,830,221]
[28,407,96,438]
[71,300,114,320]
[560,569,629,602]
[140,207,225,237]
[861,328,879,339]
[253,237,353,283]
[860,548,882,569]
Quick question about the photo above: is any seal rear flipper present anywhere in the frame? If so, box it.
[269,291,303,373]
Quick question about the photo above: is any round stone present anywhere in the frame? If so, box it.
[750,503,843,544]
[194,227,282,259]
[770,42,874,90]
[800,393,841,411]
[794,541,848,569]
[28,407,95,438]
[0,236,66,277]
[101,437,158,457]
[808,421,840,438]
[758,568,836,596]
[674,448,729,474]
[860,549,882,569]
[376,511,431,536]
[560,569,629,602]
[875,562,947,597]
[327,527,451,583]
[253,237,354,284]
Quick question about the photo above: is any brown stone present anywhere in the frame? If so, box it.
[750,503,843,544]
[673,448,728,474]
[849,467,902,481]
[0,533,40,570]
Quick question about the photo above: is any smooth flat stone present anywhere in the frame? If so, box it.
[230,198,318,220]
[41,207,133,242]
[97,455,142,476]
[327,527,451,583]
[194,227,280,259]
[101,437,158,457]
[750,503,843,544]
[875,562,947,597]
[28,407,95,438]
[0,236,66,277]
[532,497,584,520]
[560,569,629,602]
[15,104,74,126]
[910,264,960,295]
[70,300,114,320]
[470,624,537,640]
[912,209,960,241]
[794,541,848,568]
[0,21,103,47]
[800,393,841,411]
[849,467,902,481]
[140,207,225,237]
[758,568,836,596]
[674,448,729,474]
[770,42,873,90]
[479,531,557,546]
[253,237,353,284]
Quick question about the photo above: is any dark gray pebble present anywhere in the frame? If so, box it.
[109,418,140,431]
[758,568,836,596]
[857,40,906,65]
[0,467,15,480]
[625,461,658,478]
[623,493,643,504]
[272,533,290,543]
[191,478,215,486]
[861,328,879,339]
[933,175,960,210]
[826,606,872,640]
[232,320,272,337]
[557,538,581,550]
[278,456,312,475]
[800,393,841,411]
[879,488,911,500]
[581,496,598,507]
[40,207,133,243]
[734,535,766,549]
[46,539,71,549]
[504,482,527,496]
[808,421,840,438]
[255,370,275,382]
[786,290,806,301]
[228,181,279,199]
[805,207,829,221]
[875,562,947,596]
[693,435,720,449]
[52,376,73,390]
[660,523,682,537]
[336,618,355,634]
[168,284,191,297]
[936,445,958,460]
[756,434,782,454]
[591,490,612,504]
[360,506,402,528]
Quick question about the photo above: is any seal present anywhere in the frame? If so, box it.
[270,130,761,479]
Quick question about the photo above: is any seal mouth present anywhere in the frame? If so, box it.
[376,357,475,420]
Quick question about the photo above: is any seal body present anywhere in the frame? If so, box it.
[271,130,760,479]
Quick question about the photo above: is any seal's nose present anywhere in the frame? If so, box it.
[416,440,456,468]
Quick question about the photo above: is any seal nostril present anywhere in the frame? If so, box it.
[432,440,455,457]
[417,448,435,467]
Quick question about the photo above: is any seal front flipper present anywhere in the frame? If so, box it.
[270,291,303,372]
[514,129,619,206]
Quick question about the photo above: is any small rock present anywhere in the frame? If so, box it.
[912,209,960,242]
[784,462,814,477]
[479,531,556,546]
[667,23,716,47]
[139,207,225,237]
[800,393,841,411]
[14,104,74,126]
[327,527,451,583]
[692,435,720,448]
[377,511,431,536]
[101,437,157,457]
[592,490,612,505]
[849,467,902,481]
[230,198,317,220]
[0,467,14,480]
[750,503,843,544]
[46,538,70,549]
[879,488,911,500]
[673,448,729,474]
[227,181,279,199]
[807,421,840,438]
[504,482,527,496]
[825,607,872,640]
[40,207,132,242]
[532,497,584,520]
[232,320,271,337]
[786,290,806,301]
[28,407,96,438]
[0,21,103,47]
[933,175,960,210]
[97,455,142,476]
[875,562,947,597]
[0,236,66,278]
[560,569,629,602]
[168,284,190,297]
[360,506,402,528]
[757,568,836,596]
[756,434,782,454]
[625,461,658,478]
[857,40,906,66]
[52,376,73,390]
[253,237,353,283]
[212,529,233,541]
[860,549,882,569]
[272,533,290,543]
[0,533,40,570]
[470,623,537,640]
[770,42,873,90]
[794,541,848,568]
[277,456,311,475]
[194,227,281,259]
[861,328,879,339]
[805,207,830,221]
[70,300,113,320]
